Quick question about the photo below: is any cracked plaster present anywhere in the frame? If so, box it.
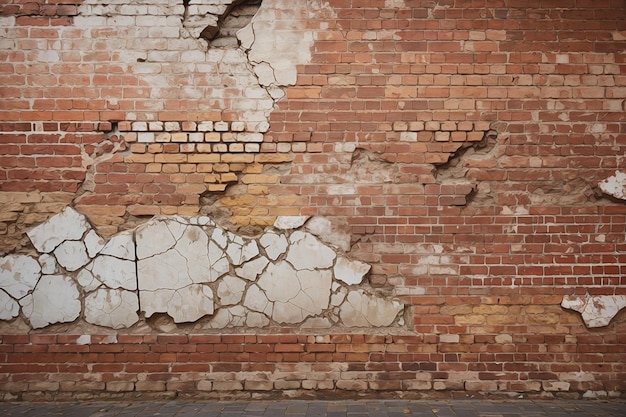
[0,254,41,299]
[19,275,81,329]
[84,289,139,329]
[599,170,626,201]
[1,207,404,330]
[561,294,626,328]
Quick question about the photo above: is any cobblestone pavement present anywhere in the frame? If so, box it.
[0,399,624,417]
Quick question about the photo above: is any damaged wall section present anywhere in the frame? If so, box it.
[0,207,404,330]
[0,0,625,401]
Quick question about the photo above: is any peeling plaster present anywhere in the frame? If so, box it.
[0,207,404,330]
[562,294,626,328]
[599,170,626,201]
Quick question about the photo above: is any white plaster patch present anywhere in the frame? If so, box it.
[2,202,398,331]
[99,231,135,260]
[235,256,269,281]
[27,206,91,253]
[257,261,332,324]
[239,0,316,88]
[84,289,139,329]
[53,240,90,272]
[304,216,351,251]
[90,255,137,291]
[38,254,57,275]
[84,229,106,258]
[209,305,247,329]
[339,290,404,327]
[331,287,348,307]
[561,294,626,328]
[274,216,309,230]
[599,170,626,201]
[226,235,259,266]
[140,284,214,323]
[19,275,81,329]
[243,284,273,316]
[77,268,100,292]
[286,231,336,271]
[135,217,186,260]
[0,290,19,320]
[208,241,230,282]
[0,254,41,299]
[246,311,270,328]
[259,231,288,261]
[211,227,229,249]
[217,275,247,306]
[334,256,370,286]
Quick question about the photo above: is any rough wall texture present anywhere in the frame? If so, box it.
[0,0,625,400]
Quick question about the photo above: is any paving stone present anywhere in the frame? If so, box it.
[0,400,624,416]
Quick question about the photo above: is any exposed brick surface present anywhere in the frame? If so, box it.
[0,0,625,399]
[0,332,624,398]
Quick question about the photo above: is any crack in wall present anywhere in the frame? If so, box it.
[1,208,405,330]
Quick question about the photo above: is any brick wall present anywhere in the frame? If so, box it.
[1,0,625,400]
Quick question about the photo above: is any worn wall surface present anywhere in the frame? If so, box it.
[0,0,625,400]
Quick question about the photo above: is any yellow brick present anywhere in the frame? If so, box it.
[171,133,188,142]
[204,174,219,183]
[207,184,228,192]
[197,164,213,173]
[180,164,196,173]
[247,216,276,226]
[148,144,164,153]
[155,154,187,163]
[196,144,213,152]
[205,132,220,142]
[232,207,252,216]
[177,184,207,194]
[250,207,269,216]
[76,205,127,218]
[221,172,238,182]
[169,174,186,183]
[230,216,251,226]
[127,205,160,216]
[473,305,509,315]
[162,164,179,173]
[160,206,178,215]
[229,143,244,152]
[146,163,162,173]
[122,132,137,143]
[178,206,200,216]
[213,163,230,173]
[220,195,256,206]
[188,154,220,163]
[268,207,301,216]
[0,192,42,204]
[247,185,269,195]
[124,154,154,163]
[255,154,293,163]
[229,163,246,173]
[243,164,264,174]
[155,132,171,142]
[241,174,278,184]
[221,154,254,163]
[129,144,146,153]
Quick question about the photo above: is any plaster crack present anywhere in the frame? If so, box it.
[75,122,126,199]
